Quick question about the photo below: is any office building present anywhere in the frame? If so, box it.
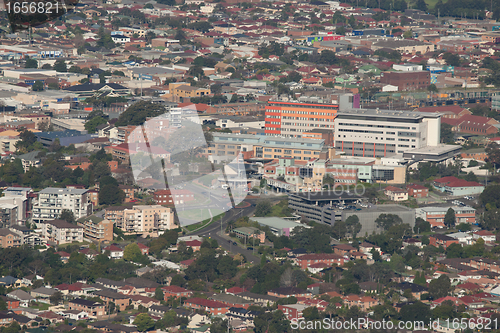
[32,188,93,225]
[201,132,338,161]
[334,109,441,157]
[40,219,84,245]
[265,100,338,137]
[416,206,476,228]
[249,217,309,237]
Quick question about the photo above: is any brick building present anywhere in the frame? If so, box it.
[407,183,429,198]
[429,234,459,249]
[379,71,430,91]
[76,216,113,242]
[93,289,130,311]
[0,229,21,248]
[161,286,192,300]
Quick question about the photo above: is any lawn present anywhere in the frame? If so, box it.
[178,208,223,222]
[30,302,51,310]
[425,0,447,9]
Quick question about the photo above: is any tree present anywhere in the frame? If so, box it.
[255,201,272,217]
[428,275,451,299]
[211,83,222,95]
[209,317,230,333]
[445,243,463,258]
[133,313,155,332]
[345,215,362,238]
[115,101,167,126]
[25,57,38,69]
[53,60,67,72]
[154,286,164,301]
[444,208,456,228]
[441,123,454,144]
[427,84,438,93]
[59,210,75,224]
[414,217,430,233]
[415,0,427,11]
[49,291,63,305]
[124,243,142,261]
[399,302,432,323]
[375,214,403,231]
[254,310,290,333]
[99,184,125,205]
[32,80,44,91]
[403,30,413,39]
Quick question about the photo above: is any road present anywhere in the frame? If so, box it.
[194,196,282,263]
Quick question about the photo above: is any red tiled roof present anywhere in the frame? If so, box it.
[162,285,190,293]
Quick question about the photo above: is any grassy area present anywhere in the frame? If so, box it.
[178,208,223,222]
[185,212,225,233]
[425,0,446,9]
[30,303,51,310]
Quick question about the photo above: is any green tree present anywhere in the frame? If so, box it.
[254,310,290,333]
[428,275,451,299]
[115,101,167,126]
[25,57,38,69]
[403,30,413,39]
[99,184,125,205]
[345,215,362,238]
[59,210,75,224]
[444,208,456,228]
[414,217,430,233]
[154,286,164,301]
[375,214,403,231]
[441,123,454,144]
[255,201,272,217]
[133,313,155,332]
[427,84,438,93]
[32,80,44,91]
[124,243,141,261]
[53,59,68,72]
[49,291,63,305]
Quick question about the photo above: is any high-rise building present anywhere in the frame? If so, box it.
[104,205,175,233]
[334,109,441,157]
[265,101,338,137]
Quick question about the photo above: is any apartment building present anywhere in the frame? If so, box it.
[334,109,441,157]
[40,219,84,245]
[416,206,476,228]
[265,100,338,137]
[0,229,21,248]
[77,215,113,242]
[104,205,175,233]
[32,188,92,225]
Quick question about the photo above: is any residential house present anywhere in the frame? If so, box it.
[6,290,33,307]
[433,176,485,196]
[30,287,58,303]
[384,186,409,201]
[102,245,123,259]
[0,229,21,248]
[407,184,429,198]
[473,230,496,243]
[68,299,105,319]
[294,253,345,270]
[429,234,460,249]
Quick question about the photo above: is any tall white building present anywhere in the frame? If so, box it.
[334,109,441,157]
[32,188,93,225]
[105,205,175,234]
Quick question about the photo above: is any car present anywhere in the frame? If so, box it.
[247,247,253,250]
[233,242,237,246]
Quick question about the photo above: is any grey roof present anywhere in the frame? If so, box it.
[336,108,441,120]
[45,219,83,230]
[249,217,304,229]
[8,289,34,301]
[31,287,58,296]
[17,151,41,162]
[94,288,129,299]
[76,215,103,224]
[123,277,159,289]
[39,188,88,195]
[36,130,88,140]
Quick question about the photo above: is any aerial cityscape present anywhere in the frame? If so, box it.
[0,0,499,331]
